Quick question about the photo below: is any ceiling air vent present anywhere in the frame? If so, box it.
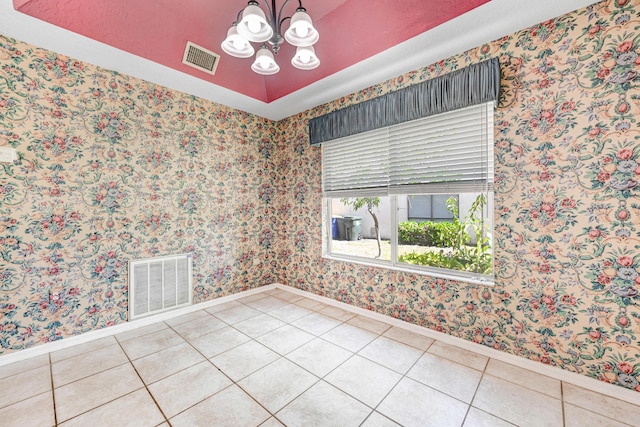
[182,41,220,75]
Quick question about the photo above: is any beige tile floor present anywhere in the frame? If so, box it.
[0,288,638,427]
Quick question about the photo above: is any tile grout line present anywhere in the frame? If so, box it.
[362,336,435,426]
[48,353,58,427]
[267,300,374,422]
[231,294,379,423]
[468,357,554,426]
[460,354,490,427]
[45,339,147,425]
[354,325,436,426]
[14,289,637,426]
[165,301,285,424]
[561,381,566,427]
[257,291,324,426]
[300,335,375,419]
[272,315,435,426]
[230,299,334,423]
[320,351,374,424]
[360,351,423,426]
[60,388,158,426]
[243,300,471,426]
[560,380,636,427]
[48,342,131,389]
[115,323,173,426]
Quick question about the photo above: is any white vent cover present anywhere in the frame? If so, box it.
[129,253,193,320]
[182,41,220,75]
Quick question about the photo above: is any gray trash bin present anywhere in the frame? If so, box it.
[336,217,346,240]
[343,216,362,241]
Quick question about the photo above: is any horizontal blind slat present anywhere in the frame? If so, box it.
[322,102,493,196]
[389,103,491,188]
[322,127,389,194]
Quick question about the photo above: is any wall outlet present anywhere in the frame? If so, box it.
[0,147,17,163]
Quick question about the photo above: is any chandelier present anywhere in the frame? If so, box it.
[221,0,320,75]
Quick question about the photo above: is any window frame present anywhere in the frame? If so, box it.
[321,102,495,287]
[407,194,456,222]
[323,193,494,287]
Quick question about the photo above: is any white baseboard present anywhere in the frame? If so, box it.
[272,283,640,406]
[0,284,276,367]
[1,282,637,406]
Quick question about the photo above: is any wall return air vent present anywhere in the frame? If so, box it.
[129,253,193,320]
[182,41,220,75]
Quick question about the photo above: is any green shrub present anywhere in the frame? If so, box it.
[398,221,429,246]
[398,221,458,247]
[432,222,458,247]
[398,249,492,274]
[399,250,458,270]
[398,195,492,275]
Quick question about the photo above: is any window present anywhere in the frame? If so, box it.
[407,194,455,221]
[322,102,494,284]
[329,195,391,262]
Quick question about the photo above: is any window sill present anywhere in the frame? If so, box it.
[322,254,495,287]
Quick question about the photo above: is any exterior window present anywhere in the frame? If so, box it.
[328,196,391,261]
[396,192,493,277]
[407,194,455,221]
[322,103,494,284]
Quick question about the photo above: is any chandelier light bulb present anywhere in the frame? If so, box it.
[251,47,280,75]
[258,56,270,68]
[295,24,309,38]
[247,18,261,34]
[291,46,319,70]
[299,49,311,63]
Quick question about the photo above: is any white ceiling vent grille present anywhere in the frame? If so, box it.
[182,41,220,75]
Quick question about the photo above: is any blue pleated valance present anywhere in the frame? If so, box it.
[309,58,501,145]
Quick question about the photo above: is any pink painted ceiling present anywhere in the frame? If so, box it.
[13,0,489,103]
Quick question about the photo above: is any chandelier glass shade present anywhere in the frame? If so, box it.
[284,9,319,46]
[237,4,273,42]
[221,25,255,58]
[291,46,319,70]
[221,0,320,75]
[251,46,280,75]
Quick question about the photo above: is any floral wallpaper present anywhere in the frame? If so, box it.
[0,35,282,351]
[0,0,639,395]
[279,0,640,393]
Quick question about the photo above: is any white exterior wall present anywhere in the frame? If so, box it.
[331,194,491,241]
[331,197,399,240]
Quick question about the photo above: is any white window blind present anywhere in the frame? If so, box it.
[322,102,493,197]
[389,103,494,194]
[322,127,389,197]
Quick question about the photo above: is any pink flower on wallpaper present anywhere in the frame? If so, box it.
[616,41,634,53]
[617,148,634,160]
[617,256,634,267]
